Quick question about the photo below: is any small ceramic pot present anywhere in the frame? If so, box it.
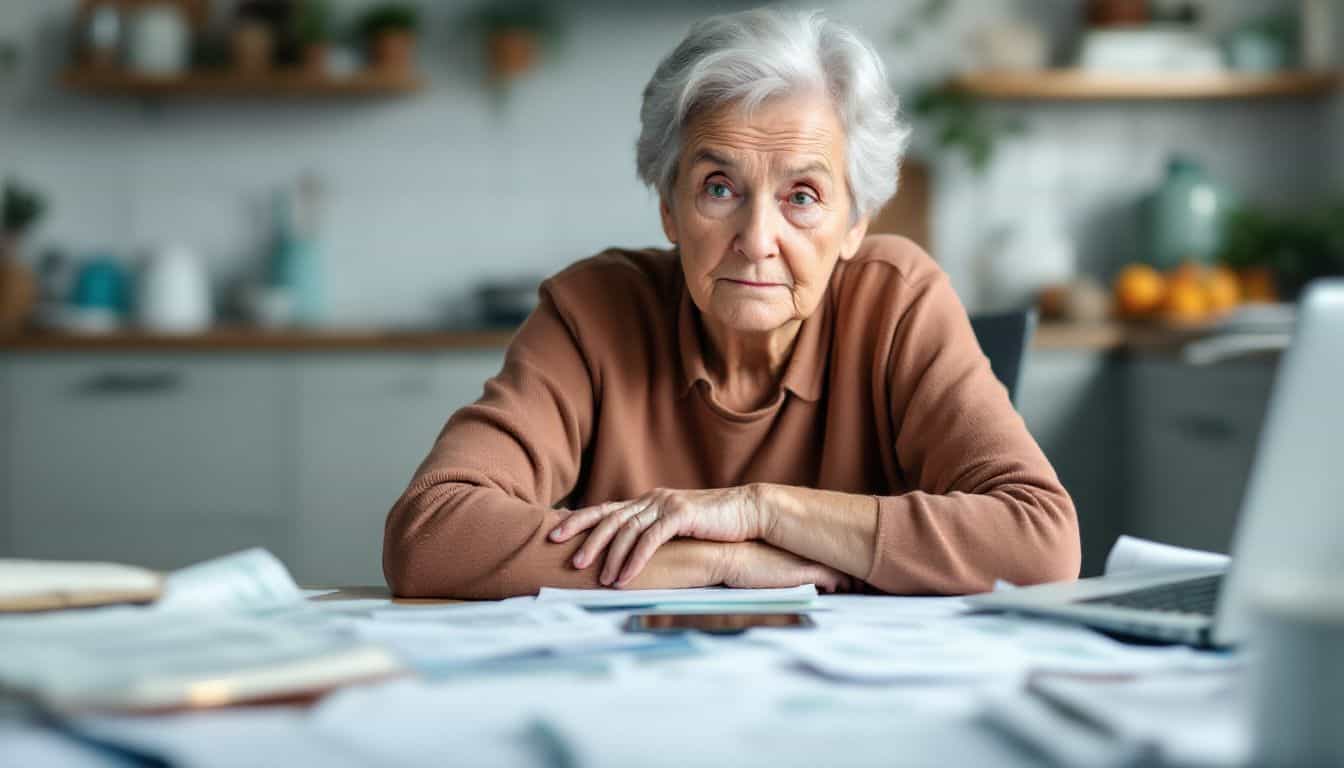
[372,31,415,75]
[232,20,274,75]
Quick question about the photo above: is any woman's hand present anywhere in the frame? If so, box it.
[719,542,855,593]
[549,485,770,587]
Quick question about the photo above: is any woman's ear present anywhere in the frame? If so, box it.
[659,198,679,245]
[839,214,870,261]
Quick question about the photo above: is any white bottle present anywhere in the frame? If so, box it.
[125,3,190,76]
[137,244,212,334]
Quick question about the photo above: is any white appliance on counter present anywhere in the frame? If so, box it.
[136,244,212,333]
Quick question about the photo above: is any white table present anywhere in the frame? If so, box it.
[0,593,1246,768]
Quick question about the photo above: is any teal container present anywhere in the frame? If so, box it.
[270,234,323,326]
[266,192,324,326]
[1143,156,1236,270]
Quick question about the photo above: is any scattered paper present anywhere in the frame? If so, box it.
[0,550,400,711]
[753,612,1238,685]
[68,708,366,768]
[0,607,400,711]
[982,671,1249,768]
[159,549,303,613]
[810,595,970,628]
[757,624,1011,682]
[535,584,818,608]
[1105,536,1230,577]
[351,602,631,669]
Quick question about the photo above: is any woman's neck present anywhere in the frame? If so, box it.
[699,315,802,411]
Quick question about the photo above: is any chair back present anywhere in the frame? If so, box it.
[969,310,1037,405]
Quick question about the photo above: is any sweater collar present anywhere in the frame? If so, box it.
[677,273,832,404]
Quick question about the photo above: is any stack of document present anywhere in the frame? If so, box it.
[0,550,402,712]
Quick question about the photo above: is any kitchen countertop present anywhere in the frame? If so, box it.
[0,327,519,352]
[0,322,1210,354]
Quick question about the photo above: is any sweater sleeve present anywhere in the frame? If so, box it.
[866,270,1081,595]
[382,282,608,599]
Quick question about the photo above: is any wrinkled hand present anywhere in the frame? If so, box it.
[720,542,855,593]
[549,486,768,587]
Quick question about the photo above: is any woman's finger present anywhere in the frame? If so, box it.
[550,501,623,542]
[615,513,680,587]
[573,499,651,569]
[600,506,659,585]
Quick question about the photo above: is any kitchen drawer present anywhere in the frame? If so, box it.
[294,351,505,584]
[6,355,294,570]
[1124,357,1277,553]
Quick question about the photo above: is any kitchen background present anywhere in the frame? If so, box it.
[0,0,1340,586]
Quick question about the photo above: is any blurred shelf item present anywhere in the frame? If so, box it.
[0,327,514,352]
[60,68,425,98]
[948,70,1340,100]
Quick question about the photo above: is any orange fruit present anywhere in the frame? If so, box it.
[1169,261,1208,284]
[1163,271,1210,324]
[1238,267,1278,304]
[1114,264,1166,317]
[1204,266,1241,314]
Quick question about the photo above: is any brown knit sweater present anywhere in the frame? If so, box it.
[384,235,1080,599]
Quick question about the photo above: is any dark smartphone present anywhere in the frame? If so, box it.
[623,612,815,635]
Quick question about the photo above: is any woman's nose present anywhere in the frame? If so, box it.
[732,196,780,262]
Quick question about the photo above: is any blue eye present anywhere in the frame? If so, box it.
[706,182,732,199]
[789,190,817,206]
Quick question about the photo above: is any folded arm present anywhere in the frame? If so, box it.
[762,272,1078,593]
[382,285,845,599]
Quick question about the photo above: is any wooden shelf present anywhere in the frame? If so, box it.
[1035,320,1223,352]
[949,70,1339,100]
[61,68,425,98]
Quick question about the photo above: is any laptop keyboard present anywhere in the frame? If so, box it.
[1080,574,1224,617]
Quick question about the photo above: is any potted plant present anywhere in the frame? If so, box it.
[1219,200,1344,301]
[359,3,420,75]
[0,178,47,333]
[297,0,332,76]
[472,1,560,82]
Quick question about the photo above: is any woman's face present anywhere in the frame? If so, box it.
[661,92,869,335]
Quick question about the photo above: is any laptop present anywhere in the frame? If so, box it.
[966,279,1344,648]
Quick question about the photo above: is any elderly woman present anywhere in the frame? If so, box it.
[384,9,1079,599]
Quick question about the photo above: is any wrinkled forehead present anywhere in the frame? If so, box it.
[678,94,846,181]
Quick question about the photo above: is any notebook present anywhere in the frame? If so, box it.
[0,559,163,612]
[0,549,403,713]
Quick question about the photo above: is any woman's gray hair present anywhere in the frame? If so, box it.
[636,8,911,218]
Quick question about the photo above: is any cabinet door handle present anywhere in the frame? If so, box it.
[80,371,185,395]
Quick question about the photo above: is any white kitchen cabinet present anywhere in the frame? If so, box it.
[1123,356,1277,554]
[293,351,505,585]
[6,355,294,570]
[1018,350,1126,576]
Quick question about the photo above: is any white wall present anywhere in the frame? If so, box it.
[0,0,1328,324]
